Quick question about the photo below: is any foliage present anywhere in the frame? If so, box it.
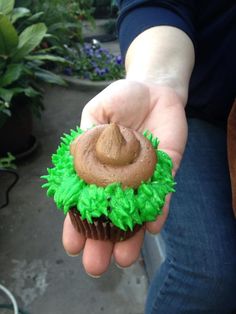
[0,0,66,121]
[62,42,125,81]
[13,1,121,83]
[15,0,95,47]
[0,153,16,169]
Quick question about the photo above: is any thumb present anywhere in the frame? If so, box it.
[80,98,105,130]
[80,87,111,130]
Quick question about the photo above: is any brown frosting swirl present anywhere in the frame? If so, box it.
[70,123,157,188]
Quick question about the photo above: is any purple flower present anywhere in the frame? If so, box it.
[86,48,94,57]
[100,69,106,75]
[99,47,109,54]
[94,67,107,76]
[95,67,101,75]
[115,55,122,65]
[91,61,97,68]
[84,43,91,50]
[95,51,102,58]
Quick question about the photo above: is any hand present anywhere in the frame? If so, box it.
[62,79,187,276]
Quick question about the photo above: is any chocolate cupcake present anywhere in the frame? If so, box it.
[42,123,175,242]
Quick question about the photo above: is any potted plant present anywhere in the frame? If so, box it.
[60,41,124,90]
[0,0,66,158]
[0,153,18,209]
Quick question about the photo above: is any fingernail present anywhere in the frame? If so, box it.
[86,272,101,279]
[115,263,126,270]
[66,252,80,257]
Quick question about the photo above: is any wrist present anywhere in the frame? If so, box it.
[125,76,189,105]
[125,26,195,105]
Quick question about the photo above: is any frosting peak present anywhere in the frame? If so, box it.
[95,123,140,166]
[70,124,157,188]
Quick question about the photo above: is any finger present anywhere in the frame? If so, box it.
[80,80,151,131]
[80,104,102,130]
[113,228,145,268]
[83,239,114,277]
[146,205,169,234]
[146,194,171,234]
[80,92,109,130]
[62,214,86,256]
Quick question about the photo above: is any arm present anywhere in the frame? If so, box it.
[62,8,196,277]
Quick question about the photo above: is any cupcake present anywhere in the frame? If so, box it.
[42,123,175,242]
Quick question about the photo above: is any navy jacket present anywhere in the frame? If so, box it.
[117,1,236,123]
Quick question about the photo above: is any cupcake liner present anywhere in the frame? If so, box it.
[69,208,142,242]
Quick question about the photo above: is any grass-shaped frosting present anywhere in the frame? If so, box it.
[42,127,175,231]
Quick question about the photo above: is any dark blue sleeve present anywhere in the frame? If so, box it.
[117,0,196,60]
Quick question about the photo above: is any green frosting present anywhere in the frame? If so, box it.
[42,127,175,231]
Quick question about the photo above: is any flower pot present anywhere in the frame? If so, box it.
[0,99,36,158]
[61,74,113,92]
[93,1,112,19]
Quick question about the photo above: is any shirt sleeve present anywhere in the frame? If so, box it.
[117,0,197,60]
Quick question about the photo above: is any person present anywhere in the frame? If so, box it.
[62,1,236,313]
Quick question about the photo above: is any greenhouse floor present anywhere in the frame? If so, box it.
[0,78,148,314]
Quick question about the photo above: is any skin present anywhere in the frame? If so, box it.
[62,26,195,276]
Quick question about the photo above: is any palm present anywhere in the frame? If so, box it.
[62,80,187,276]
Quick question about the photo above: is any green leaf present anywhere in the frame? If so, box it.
[26,11,44,23]
[0,13,18,56]
[44,34,53,39]
[25,59,44,68]
[25,54,66,63]
[34,68,66,86]
[49,22,80,32]
[0,63,23,87]
[0,86,40,102]
[0,152,16,169]
[0,104,11,116]
[12,23,47,61]
[0,0,14,15]
[23,86,41,98]
[0,87,14,102]
[11,7,31,24]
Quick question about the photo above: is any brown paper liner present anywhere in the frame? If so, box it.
[69,208,142,242]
